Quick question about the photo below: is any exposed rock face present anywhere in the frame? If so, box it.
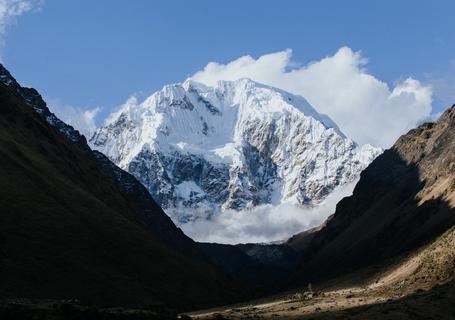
[90,79,381,220]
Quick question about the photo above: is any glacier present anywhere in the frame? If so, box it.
[90,78,381,226]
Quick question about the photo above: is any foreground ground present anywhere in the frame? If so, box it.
[3,282,454,320]
[189,282,455,319]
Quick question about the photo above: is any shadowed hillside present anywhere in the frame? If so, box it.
[289,106,455,284]
[0,65,241,311]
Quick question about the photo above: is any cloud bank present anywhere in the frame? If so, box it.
[171,181,357,244]
[191,47,433,147]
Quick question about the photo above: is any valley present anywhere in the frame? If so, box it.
[1,62,454,319]
[1,2,454,319]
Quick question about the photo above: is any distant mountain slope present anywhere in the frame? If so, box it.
[290,105,455,283]
[90,79,380,223]
[0,64,239,310]
[198,242,299,291]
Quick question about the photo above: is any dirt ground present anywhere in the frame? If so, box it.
[188,282,455,320]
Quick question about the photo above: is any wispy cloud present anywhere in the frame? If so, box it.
[0,0,42,57]
[191,47,433,148]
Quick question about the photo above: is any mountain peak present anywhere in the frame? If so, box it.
[90,79,382,225]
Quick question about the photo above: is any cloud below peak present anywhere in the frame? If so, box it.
[191,47,433,148]
[173,180,358,244]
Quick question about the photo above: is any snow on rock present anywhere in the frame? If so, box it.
[90,78,382,221]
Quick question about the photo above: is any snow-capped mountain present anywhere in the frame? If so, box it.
[90,79,381,220]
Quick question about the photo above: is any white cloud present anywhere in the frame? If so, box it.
[171,181,357,244]
[0,0,42,55]
[48,101,101,139]
[191,47,433,147]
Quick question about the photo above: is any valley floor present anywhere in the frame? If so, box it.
[189,225,455,319]
[189,280,455,319]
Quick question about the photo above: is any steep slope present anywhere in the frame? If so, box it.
[90,79,380,222]
[0,65,239,310]
[290,105,455,283]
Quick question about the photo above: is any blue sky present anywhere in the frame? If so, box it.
[2,0,455,144]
